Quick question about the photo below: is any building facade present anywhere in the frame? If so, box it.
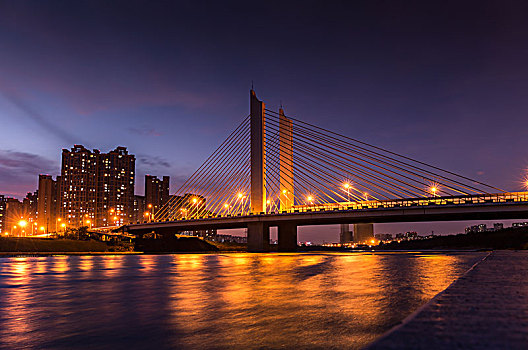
[0,195,6,235]
[59,145,135,228]
[37,175,59,233]
[133,195,146,223]
[145,175,170,214]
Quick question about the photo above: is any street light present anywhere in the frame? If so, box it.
[430,186,437,197]
[343,183,351,202]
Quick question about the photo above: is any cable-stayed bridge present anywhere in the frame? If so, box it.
[123,90,528,251]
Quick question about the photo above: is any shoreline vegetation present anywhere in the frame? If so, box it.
[1,226,527,255]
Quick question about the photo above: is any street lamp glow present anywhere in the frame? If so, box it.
[282,189,287,194]
[192,198,198,204]
[237,193,244,199]
[364,192,369,200]
[148,204,152,208]
[344,183,350,189]
[430,186,438,196]
[307,195,314,202]
[61,223,66,228]
[224,203,229,208]
[18,220,27,228]
[39,226,45,232]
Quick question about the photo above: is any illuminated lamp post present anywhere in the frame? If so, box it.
[18,219,27,237]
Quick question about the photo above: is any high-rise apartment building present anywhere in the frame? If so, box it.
[23,191,38,222]
[37,175,59,232]
[97,147,135,226]
[133,195,146,223]
[145,175,170,212]
[59,145,135,227]
[0,195,6,235]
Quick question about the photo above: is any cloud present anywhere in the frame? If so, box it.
[137,155,171,169]
[1,89,83,145]
[128,127,163,137]
[0,150,59,198]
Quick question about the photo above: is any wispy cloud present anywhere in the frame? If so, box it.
[1,90,83,145]
[0,150,59,198]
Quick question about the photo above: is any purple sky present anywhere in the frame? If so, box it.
[1,1,528,241]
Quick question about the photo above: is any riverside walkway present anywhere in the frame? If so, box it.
[368,250,528,349]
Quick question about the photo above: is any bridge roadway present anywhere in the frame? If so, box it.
[122,192,528,251]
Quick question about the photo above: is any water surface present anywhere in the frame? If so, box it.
[0,252,485,349]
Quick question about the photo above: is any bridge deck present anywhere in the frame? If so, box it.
[123,192,528,233]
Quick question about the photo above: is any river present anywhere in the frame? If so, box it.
[0,252,485,349]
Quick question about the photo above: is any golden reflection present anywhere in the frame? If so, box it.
[52,256,69,274]
[163,252,483,349]
[102,255,124,276]
[78,255,94,271]
[1,258,34,346]
[0,252,485,349]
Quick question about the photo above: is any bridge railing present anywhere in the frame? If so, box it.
[133,192,528,224]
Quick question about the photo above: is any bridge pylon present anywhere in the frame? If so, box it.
[250,90,266,214]
[279,108,294,210]
[248,90,268,252]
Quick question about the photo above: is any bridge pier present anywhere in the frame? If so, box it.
[353,223,374,243]
[278,223,297,252]
[247,222,270,252]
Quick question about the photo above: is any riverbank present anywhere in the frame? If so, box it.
[0,236,246,255]
[0,237,111,253]
[367,250,528,349]
[376,226,528,250]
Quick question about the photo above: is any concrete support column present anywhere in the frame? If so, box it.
[250,90,266,214]
[353,223,374,243]
[247,222,269,252]
[339,223,352,243]
[279,108,294,211]
[278,222,297,252]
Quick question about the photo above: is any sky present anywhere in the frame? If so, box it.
[1,1,528,241]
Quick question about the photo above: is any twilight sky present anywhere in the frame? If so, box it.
[1,1,528,240]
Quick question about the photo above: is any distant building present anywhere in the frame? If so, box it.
[133,195,146,223]
[59,145,135,228]
[465,224,488,234]
[23,191,38,222]
[339,224,352,243]
[353,223,374,243]
[0,195,6,235]
[166,193,206,219]
[4,197,24,235]
[375,233,393,241]
[512,222,528,228]
[37,175,59,232]
[493,223,504,231]
[145,175,170,213]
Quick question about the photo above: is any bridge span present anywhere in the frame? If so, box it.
[123,192,528,251]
